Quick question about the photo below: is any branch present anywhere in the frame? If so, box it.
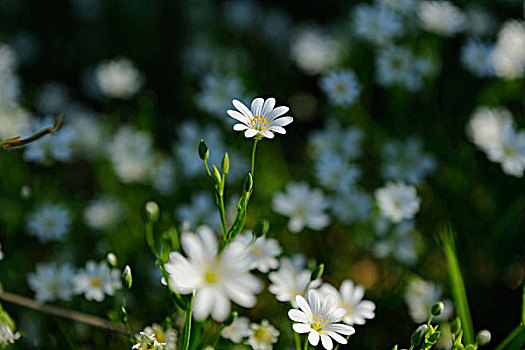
[0,115,63,149]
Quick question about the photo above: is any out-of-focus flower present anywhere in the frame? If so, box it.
[486,125,525,177]
[309,121,364,161]
[228,97,293,139]
[110,126,154,184]
[375,182,420,223]
[36,82,70,114]
[329,187,373,225]
[84,196,125,231]
[140,324,177,350]
[165,226,262,321]
[319,280,376,325]
[222,316,251,343]
[288,290,355,350]
[464,7,495,37]
[353,3,404,46]
[151,156,177,196]
[372,220,420,265]
[27,263,75,303]
[197,74,244,117]
[290,26,342,75]
[268,257,321,307]
[0,308,20,346]
[246,319,280,350]
[418,1,466,36]
[132,332,166,350]
[237,232,282,273]
[175,193,218,230]
[94,57,143,99]
[314,154,361,191]
[320,70,361,106]
[223,0,261,32]
[467,106,514,152]
[26,203,72,243]
[380,137,436,185]
[378,0,418,16]
[67,104,106,160]
[460,39,494,78]
[0,106,32,141]
[492,20,525,79]
[73,260,122,302]
[0,43,20,105]
[272,182,330,233]
[405,277,453,323]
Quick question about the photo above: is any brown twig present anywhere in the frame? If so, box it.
[0,115,63,149]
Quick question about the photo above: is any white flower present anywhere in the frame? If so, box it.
[26,203,72,243]
[84,196,125,231]
[466,106,514,151]
[132,332,166,350]
[418,1,466,36]
[353,3,404,46]
[273,182,330,233]
[73,260,122,302]
[94,57,143,99]
[492,20,525,79]
[0,315,20,346]
[246,319,280,350]
[141,324,177,350]
[486,125,525,177]
[27,263,75,303]
[460,39,494,78]
[375,182,420,223]
[372,220,420,265]
[228,97,293,139]
[288,290,355,350]
[67,104,106,160]
[151,157,177,196]
[405,278,453,323]
[319,280,376,326]
[268,257,321,307]
[164,226,262,322]
[0,106,32,141]
[221,316,251,343]
[237,232,282,273]
[320,70,361,106]
[329,187,373,225]
[314,154,361,191]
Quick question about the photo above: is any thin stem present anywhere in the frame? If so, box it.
[218,192,228,241]
[250,138,259,178]
[203,159,212,178]
[303,336,309,350]
[522,283,525,324]
[145,222,158,258]
[182,294,194,350]
[495,325,525,350]
[294,332,302,350]
[0,289,126,334]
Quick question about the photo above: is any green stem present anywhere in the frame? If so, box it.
[495,325,525,350]
[303,336,309,350]
[182,295,194,350]
[250,138,259,178]
[522,283,525,324]
[203,159,212,178]
[218,192,228,241]
[145,222,158,258]
[294,332,302,350]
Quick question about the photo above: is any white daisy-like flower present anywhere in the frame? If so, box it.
[27,262,75,303]
[319,280,376,326]
[94,57,144,99]
[375,182,421,223]
[466,106,514,152]
[353,3,404,46]
[418,1,466,36]
[268,257,321,307]
[405,278,453,323]
[141,323,178,350]
[26,203,72,243]
[237,232,282,273]
[272,182,330,233]
[288,289,355,350]
[492,20,525,79]
[73,260,122,302]
[132,332,166,350]
[246,319,280,350]
[84,196,124,231]
[227,97,293,139]
[320,70,361,107]
[221,316,251,343]
[164,226,262,322]
[486,125,525,177]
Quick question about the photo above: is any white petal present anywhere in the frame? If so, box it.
[251,98,264,116]
[289,216,305,233]
[293,323,311,334]
[233,123,249,131]
[268,126,286,134]
[321,333,334,350]
[324,331,348,345]
[296,295,312,319]
[211,292,230,322]
[193,288,214,321]
[266,106,289,120]
[272,116,293,126]
[261,98,276,116]
[309,330,320,346]
[260,130,274,139]
[227,110,250,124]
[288,309,309,323]
[244,129,258,138]
[327,324,355,335]
[180,233,206,262]
[232,99,253,118]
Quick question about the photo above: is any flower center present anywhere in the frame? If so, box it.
[254,328,272,342]
[91,278,102,287]
[205,271,219,284]
[312,314,329,332]
[250,246,263,257]
[344,302,355,315]
[251,115,268,131]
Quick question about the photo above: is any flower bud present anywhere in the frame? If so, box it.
[213,165,222,184]
[106,253,118,267]
[221,152,229,175]
[224,311,238,326]
[198,139,209,160]
[431,301,444,317]
[244,173,253,193]
[411,324,428,346]
[144,201,160,223]
[122,265,132,289]
[427,330,441,345]
[476,330,491,346]
[311,264,324,281]
[253,219,270,238]
[451,317,462,335]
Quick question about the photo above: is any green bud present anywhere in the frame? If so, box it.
[427,331,441,345]
[411,325,428,346]
[212,165,222,185]
[144,201,160,223]
[465,344,477,350]
[106,253,118,267]
[476,330,491,346]
[451,317,462,335]
[224,311,238,326]
[244,173,253,193]
[198,139,209,160]
[122,265,132,289]
[311,264,324,281]
[431,301,444,317]
[222,153,230,174]
[253,219,270,238]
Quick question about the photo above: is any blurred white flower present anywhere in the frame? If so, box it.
[175,193,218,230]
[237,232,282,273]
[0,43,20,105]
[140,324,177,350]
[372,220,420,265]
[221,316,251,343]
[24,117,76,165]
[405,278,453,323]
[314,154,361,191]
[132,332,166,350]
[492,20,525,79]
[228,97,293,139]
[464,7,495,37]
[268,257,321,307]
[73,260,122,302]
[329,187,373,225]
[272,182,330,233]
[67,104,106,160]
[36,82,70,114]
[165,226,262,321]
[375,182,420,223]
[246,319,280,350]
[378,0,418,16]
[291,26,342,75]
[84,196,125,231]
[467,106,514,152]
[320,70,361,106]
[27,263,75,303]
[94,57,143,99]
[110,126,154,184]
[151,156,177,196]
[26,203,72,243]
[0,315,20,346]
[0,105,32,141]
[288,289,355,350]
[197,74,244,117]
[418,1,466,36]
[353,3,404,46]
[460,39,494,78]
[223,0,261,32]
[319,280,376,325]
[486,125,525,177]
[309,121,364,161]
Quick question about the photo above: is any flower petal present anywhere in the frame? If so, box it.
[324,331,348,345]
[211,292,230,322]
[244,129,258,138]
[232,99,253,118]
[193,288,214,321]
[288,309,309,323]
[266,106,289,120]
[321,333,334,350]
[327,323,355,335]
[251,98,264,116]
[308,330,320,346]
[227,110,251,124]
[233,123,249,131]
[272,116,294,126]
[261,98,276,116]
[293,323,312,334]
[268,126,286,134]
[260,130,274,139]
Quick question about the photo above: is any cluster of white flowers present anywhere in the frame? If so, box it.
[94,57,144,99]
[222,317,280,350]
[26,203,72,243]
[27,260,122,303]
[135,323,178,350]
[467,106,525,177]
[375,182,421,223]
